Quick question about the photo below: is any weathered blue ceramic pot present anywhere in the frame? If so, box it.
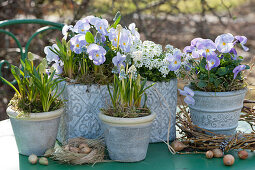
[7,107,64,156]
[189,88,247,135]
[99,112,156,162]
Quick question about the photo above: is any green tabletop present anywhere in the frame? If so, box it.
[1,119,254,170]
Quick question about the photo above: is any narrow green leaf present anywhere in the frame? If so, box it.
[111,11,121,29]
[0,76,20,96]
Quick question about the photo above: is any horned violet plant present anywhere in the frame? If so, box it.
[179,33,250,105]
[0,52,64,114]
[45,12,140,85]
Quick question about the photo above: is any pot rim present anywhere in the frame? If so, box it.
[186,86,247,97]
[6,106,64,121]
[63,80,108,87]
[99,112,156,125]
[147,78,177,83]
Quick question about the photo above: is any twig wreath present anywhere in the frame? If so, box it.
[175,101,255,154]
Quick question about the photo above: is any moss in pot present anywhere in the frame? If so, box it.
[1,52,65,156]
[99,65,156,162]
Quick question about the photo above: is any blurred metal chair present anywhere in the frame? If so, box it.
[0,19,64,84]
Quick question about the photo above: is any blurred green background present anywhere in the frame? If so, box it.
[0,0,255,120]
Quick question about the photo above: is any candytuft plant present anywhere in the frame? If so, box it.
[130,41,181,82]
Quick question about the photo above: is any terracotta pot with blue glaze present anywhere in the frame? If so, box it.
[189,88,247,135]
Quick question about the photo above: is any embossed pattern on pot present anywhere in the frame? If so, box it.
[189,88,247,135]
[145,79,177,143]
[57,82,110,143]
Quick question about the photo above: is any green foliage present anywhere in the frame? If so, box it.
[105,65,154,118]
[0,53,64,113]
[110,11,121,29]
[189,53,249,92]
[52,38,76,79]
[85,32,95,43]
[51,37,116,85]
[137,66,176,82]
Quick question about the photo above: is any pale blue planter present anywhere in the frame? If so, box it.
[189,88,247,135]
[146,79,177,142]
[7,107,64,156]
[57,82,110,143]
[99,112,156,162]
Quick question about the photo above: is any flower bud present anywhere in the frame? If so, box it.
[28,52,34,61]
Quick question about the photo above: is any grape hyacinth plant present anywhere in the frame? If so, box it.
[0,52,64,114]
[103,64,154,118]
[44,12,141,85]
[179,33,250,105]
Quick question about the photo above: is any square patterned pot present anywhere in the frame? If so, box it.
[146,79,177,143]
[57,79,177,144]
[57,82,110,143]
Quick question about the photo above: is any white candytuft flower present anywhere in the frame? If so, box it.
[131,40,183,77]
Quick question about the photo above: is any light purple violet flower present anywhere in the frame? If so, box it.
[44,44,59,63]
[233,65,246,79]
[108,28,118,47]
[128,23,140,41]
[166,50,182,71]
[183,38,204,58]
[119,29,132,53]
[89,16,101,25]
[94,18,109,35]
[183,46,195,53]
[183,46,201,58]
[62,25,73,39]
[112,52,126,69]
[87,43,106,65]
[191,37,204,47]
[205,54,220,70]
[73,19,90,34]
[70,34,87,54]
[235,36,249,51]
[178,87,195,105]
[229,48,238,60]
[52,61,63,75]
[192,49,202,58]
[215,33,234,53]
[197,39,216,56]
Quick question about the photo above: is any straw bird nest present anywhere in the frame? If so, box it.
[49,137,106,165]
